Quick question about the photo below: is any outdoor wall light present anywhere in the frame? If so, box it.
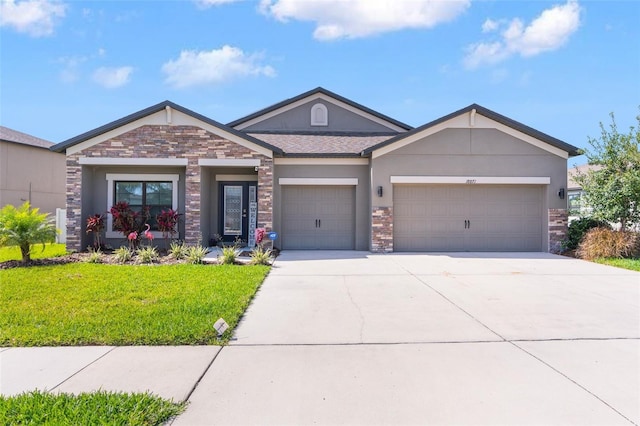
[558,188,565,199]
[377,186,383,197]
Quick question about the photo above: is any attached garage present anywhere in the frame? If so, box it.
[281,185,355,249]
[393,184,544,252]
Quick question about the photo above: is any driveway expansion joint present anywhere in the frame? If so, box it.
[510,340,638,425]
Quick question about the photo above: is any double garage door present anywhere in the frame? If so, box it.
[394,185,543,252]
[281,186,355,249]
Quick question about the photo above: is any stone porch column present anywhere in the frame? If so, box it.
[184,161,201,245]
[66,157,82,252]
[257,157,273,231]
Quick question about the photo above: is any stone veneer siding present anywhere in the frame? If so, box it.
[371,206,393,252]
[65,125,272,252]
[548,208,568,253]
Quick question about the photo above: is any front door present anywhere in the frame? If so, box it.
[219,182,258,245]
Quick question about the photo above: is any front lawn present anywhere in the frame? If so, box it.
[0,391,184,425]
[0,243,67,262]
[0,263,269,346]
[595,258,640,272]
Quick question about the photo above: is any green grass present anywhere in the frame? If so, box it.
[0,263,269,346]
[595,258,640,271]
[0,243,67,262]
[0,391,185,425]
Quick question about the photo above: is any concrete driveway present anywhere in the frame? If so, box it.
[176,251,639,425]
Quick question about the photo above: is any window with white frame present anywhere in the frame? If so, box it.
[106,174,179,238]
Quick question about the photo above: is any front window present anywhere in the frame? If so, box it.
[114,181,172,230]
[106,173,179,238]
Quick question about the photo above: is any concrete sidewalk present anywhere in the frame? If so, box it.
[0,346,219,402]
[2,252,639,425]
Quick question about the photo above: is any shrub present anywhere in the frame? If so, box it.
[114,246,133,263]
[218,246,239,265]
[157,209,182,243]
[187,245,208,264]
[137,246,159,264]
[563,217,611,251]
[577,228,640,260]
[85,213,105,250]
[0,202,58,263]
[169,241,188,260]
[249,247,272,265]
[86,248,102,264]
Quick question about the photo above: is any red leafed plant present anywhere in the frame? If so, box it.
[156,208,181,243]
[110,201,149,248]
[86,213,105,249]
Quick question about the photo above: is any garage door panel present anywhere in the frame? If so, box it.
[282,186,355,250]
[394,184,543,252]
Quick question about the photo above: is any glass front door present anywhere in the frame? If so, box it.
[219,182,257,244]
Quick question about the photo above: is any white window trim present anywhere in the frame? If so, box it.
[106,173,179,239]
[310,103,328,126]
[79,157,188,166]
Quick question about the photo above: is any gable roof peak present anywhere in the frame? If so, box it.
[50,100,283,155]
[227,87,413,131]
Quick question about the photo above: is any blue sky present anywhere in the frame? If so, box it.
[1,0,638,165]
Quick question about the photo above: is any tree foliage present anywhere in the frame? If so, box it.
[574,110,640,230]
[0,202,58,263]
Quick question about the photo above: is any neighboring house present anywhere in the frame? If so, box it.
[0,126,66,215]
[567,164,599,219]
[51,87,580,253]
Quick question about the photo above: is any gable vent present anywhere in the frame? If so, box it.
[310,103,328,126]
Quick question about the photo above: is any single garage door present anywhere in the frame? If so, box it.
[282,186,355,249]
[394,184,543,251]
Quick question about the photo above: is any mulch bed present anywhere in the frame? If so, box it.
[0,247,280,270]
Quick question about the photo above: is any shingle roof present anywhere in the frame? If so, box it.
[50,101,284,155]
[228,87,413,131]
[0,126,53,149]
[363,103,581,157]
[249,132,394,156]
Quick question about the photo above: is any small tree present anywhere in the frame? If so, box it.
[574,111,640,230]
[86,213,105,250]
[0,202,58,263]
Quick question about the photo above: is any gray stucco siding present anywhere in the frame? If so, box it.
[273,164,370,250]
[372,128,568,210]
[241,100,398,134]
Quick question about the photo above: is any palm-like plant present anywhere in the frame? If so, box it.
[0,202,58,263]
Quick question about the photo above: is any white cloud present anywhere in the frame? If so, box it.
[194,0,242,8]
[162,45,276,89]
[481,18,499,33]
[92,66,133,88]
[464,0,581,69]
[0,0,66,37]
[259,0,470,40]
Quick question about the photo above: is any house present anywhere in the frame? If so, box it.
[567,164,599,218]
[51,87,580,253]
[1,126,66,215]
